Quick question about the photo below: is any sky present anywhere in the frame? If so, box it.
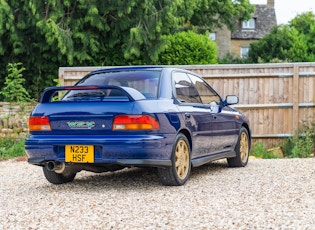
[250,0,315,24]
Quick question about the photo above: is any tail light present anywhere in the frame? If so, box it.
[29,116,52,131]
[113,115,160,130]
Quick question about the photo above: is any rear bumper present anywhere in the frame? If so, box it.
[25,134,174,167]
[28,157,171,167]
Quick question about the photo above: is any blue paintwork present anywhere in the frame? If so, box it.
[25,66,250,168]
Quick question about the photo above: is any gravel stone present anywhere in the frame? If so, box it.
[0,158,314,229]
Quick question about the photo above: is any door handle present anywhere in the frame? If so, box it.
[185,113,191,119]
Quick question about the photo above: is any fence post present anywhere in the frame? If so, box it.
[292,64,300,133]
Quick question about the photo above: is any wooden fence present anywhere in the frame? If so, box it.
[59,63,315,146]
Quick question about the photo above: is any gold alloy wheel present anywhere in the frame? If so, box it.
[240,131,249,162]
[175,139,190,180]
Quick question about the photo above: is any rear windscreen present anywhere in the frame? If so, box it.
[62,70,161,101]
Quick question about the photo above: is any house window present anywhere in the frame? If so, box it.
[209,32,216,41]
[240,47,249,58]
[242,18,255,29]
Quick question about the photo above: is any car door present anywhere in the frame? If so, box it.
[172,71,214,159]
[188,74,238,154]
[210,107,240,153]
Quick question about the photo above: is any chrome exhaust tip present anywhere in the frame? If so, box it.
[46,161,66,173]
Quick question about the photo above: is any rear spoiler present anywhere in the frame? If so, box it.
[40,85,146,103]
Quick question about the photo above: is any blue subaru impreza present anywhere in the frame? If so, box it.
[25,66,251,186]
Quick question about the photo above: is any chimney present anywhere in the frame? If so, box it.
[267,0,275,8]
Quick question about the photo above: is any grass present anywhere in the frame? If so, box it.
[0,137,26,160]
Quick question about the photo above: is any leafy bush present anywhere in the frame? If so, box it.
[250,142,282,159]
[157,31,218,65]
[0,63,33,102]
[0,137,26,160]
[290,131,313,158]
[218,53,252,64]
[282,137,295,157]
[283,123,314,158]
[251,122,314,159]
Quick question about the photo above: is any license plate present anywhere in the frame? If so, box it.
[65,145,94,163]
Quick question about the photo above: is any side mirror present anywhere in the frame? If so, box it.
[224,95,239,106]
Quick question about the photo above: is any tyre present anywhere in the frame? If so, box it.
[158,133,191,186]
[227,127,250,167]
[43,166,76,184]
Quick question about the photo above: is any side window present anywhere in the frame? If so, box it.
[188,74,221,104]
[173,72,202,104]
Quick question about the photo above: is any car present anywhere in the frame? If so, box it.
[25,66,251,186]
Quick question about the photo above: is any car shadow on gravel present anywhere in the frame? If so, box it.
[190,159,229,180]
[41,160,230,191]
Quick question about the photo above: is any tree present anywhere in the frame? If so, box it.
[248,25,307,63]
[187,0,254,30]
[248,12,315,63]
[157,31,217,65]
[0,0,254,99]
[290,12,315,61]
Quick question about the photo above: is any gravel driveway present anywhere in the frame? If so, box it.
[1,158,314,229]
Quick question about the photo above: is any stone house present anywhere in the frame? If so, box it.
[211,0,277,58]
